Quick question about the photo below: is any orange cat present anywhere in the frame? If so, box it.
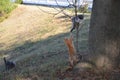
[64,36,78,67]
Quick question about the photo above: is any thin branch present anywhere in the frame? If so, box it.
[75,0,78,16]
[54,0,72,18]
[67,0,72,5]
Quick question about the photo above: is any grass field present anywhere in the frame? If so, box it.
[0,5,90,80]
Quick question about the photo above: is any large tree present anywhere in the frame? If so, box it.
[89,0,120,70]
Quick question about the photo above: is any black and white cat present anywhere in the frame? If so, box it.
[3,57,15,70]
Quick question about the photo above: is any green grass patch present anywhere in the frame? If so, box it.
[15,0,23,4]
[0,0,17,22]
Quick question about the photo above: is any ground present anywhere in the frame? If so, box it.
[0,4,90,80]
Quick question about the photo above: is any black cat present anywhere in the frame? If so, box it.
[3,57,15,70]
[70,15,84,32]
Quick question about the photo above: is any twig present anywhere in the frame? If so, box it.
[74,0,79,53]
[54,0,71,18]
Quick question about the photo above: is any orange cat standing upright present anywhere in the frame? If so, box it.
[64,36,78,67]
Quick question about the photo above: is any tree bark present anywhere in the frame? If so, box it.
[89,0,120,70]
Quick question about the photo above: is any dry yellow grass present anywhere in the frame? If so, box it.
[0,4,71,51]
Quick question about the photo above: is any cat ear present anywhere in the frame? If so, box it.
[64,37,69,40]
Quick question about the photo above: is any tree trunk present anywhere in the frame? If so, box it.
[89,0,120,70]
